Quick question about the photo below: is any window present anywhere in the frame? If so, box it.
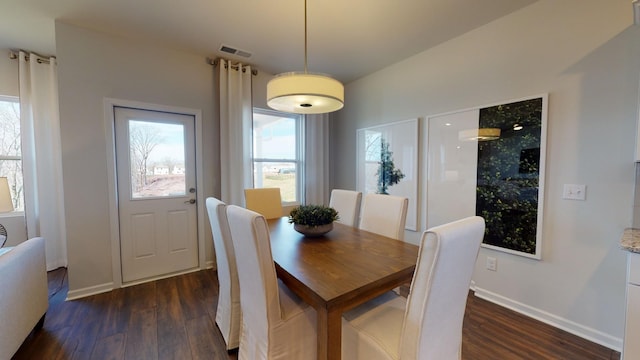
[0,96,23,211]
[127,119,187,198]
[252,108,304,204]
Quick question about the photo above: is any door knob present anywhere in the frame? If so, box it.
[185,199,196,204]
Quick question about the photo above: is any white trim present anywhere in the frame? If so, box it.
[65,263,216,301]
[103,98,206,288]
[0,95,18,102]
[474,286,623,352]
[635,69,640,161]
[194,105,206,271]
[104,99,121,288]
[0,211,24,218]
[66,282,114,300]
[119,267,202,288]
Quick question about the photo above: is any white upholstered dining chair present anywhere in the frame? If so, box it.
[226,205,317,360]
[244,187,283,219]
[342,216,485,360]
[205,197,241,350]
[329,189,362,227]
[358,193,408,240]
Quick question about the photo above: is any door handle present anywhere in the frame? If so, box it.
[185,199,196,204]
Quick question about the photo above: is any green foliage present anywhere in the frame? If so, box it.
[376,138,405,194]
[476,98,543,254]
[288,205,339,227]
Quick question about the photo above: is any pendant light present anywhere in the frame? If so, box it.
[267,0,344,114]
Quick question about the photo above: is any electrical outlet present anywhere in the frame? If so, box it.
[486,256,497,271]
[562,184,586,201]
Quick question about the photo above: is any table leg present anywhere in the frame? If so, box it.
[316,307,343,360]
[317,307,328,360]
[326,310,342,360]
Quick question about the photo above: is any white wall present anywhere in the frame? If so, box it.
[55,22,219,293]
[253,71,271,109]
[332,0,639,350]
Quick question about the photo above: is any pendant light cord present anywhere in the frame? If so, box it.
[304,0,308,74]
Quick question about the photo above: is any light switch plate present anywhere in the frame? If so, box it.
[562,184,586,201]
[486,256,497,271]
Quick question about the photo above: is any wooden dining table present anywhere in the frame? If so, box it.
[267,217,419,360]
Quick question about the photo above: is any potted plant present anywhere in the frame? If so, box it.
[288,204,339,237]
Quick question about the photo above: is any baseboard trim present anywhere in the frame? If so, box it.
[66,282,114,301]
[65,265,217,301]
[473,287,622,352]
[120,267,204,288]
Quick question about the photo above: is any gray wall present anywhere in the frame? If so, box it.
[55,22,218,293]
[0,55,18,96]
[331,0,639,349]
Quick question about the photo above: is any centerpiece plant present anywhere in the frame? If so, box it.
[289,205,339,226]
[289,204,339,237]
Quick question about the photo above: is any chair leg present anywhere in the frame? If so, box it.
[398,283,411,298]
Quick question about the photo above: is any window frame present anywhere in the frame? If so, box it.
[0,95,23,213]
[252,107,305,206]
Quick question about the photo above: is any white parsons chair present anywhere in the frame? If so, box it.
[329,189,362,227]
[359,193,408,240]
[226,205,317,360]
[205,197,241,350]
[244,187,283,219]
[341,216,485,360]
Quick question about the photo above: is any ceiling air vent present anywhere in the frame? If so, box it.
[220,44,252,58]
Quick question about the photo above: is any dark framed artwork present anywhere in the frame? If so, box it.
[425,95,547,259]
[475,96,547,258]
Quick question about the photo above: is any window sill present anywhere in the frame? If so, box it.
[0,211,25,219]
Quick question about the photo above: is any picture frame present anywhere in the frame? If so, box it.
[357,118,419,231]
[425,95,547,259]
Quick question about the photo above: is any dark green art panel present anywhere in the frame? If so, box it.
[476,97,543,255]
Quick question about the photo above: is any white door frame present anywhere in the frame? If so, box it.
[104,98,206,288]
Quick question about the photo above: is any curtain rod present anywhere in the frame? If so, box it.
[8,50,54,64]
[208,57,258,76]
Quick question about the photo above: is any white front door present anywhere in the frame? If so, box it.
[114,106,198,283]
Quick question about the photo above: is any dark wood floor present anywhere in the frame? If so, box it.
[13,268,620,360]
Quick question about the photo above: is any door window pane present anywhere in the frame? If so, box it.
[129,120,186,198]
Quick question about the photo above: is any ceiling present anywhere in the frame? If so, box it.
[0,0,538,83]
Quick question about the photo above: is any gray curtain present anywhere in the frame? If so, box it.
[304,113,330,205]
